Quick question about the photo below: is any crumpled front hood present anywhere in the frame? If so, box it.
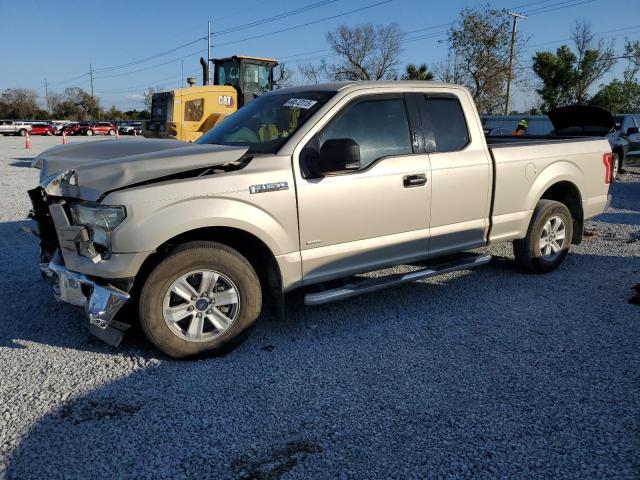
[33,139,248,201]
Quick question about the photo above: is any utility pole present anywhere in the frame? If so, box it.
[181,59,184,88]
[89,63,95,98]
[504,11,527,115]
[44,78,50,115]
[207,20,212,85]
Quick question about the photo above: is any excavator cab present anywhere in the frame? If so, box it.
[213,55,278,107]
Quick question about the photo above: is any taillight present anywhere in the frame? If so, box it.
[603,152,614,184]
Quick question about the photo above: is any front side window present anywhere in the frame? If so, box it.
[216,60,240,86]
[197,91,332,154]
[422,96,470,152]
[184,99,204,122]
[318,98,412,168]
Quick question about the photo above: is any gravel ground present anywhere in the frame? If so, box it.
[0,135,638,479]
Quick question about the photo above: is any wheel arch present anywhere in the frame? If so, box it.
[133,226,285,317]
[538,180,584,244]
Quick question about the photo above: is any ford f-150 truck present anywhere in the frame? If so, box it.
[28,81,613,358]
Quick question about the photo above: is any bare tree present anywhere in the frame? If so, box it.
[143,87,161,111]
[298,62,325,85]
[324,23,402,80]
[432,55,466,84]
[571,21,616,103]
[275,63,295,88]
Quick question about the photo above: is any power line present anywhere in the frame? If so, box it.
[212,0,394,48]
[523,0,598,16]
[212,0,339,37]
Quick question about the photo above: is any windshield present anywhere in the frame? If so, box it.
[197,91,333,154]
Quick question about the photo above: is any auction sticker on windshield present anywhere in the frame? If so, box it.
[283,98,318,109]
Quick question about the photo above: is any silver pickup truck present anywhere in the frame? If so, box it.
[28,81,612,358]
[0,120,32,136]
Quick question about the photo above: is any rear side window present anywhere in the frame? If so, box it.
[185,99,204,122]
[319,98,412,168]
[421,96,470,152]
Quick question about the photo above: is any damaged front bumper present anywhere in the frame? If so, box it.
[41,260,132,346]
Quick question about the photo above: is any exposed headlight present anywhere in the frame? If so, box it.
[69,203,126,258]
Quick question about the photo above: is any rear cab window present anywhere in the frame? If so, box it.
[418,94,470,152]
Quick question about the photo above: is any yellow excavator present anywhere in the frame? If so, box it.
[144,55,278,142]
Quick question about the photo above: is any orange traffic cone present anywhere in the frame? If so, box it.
[25,132,31,149]
[62,131,68,144]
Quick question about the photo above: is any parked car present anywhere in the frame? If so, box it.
[548,106,638,178]
[483,126,511,136]
[50,120,69,135]
[82,122,117,136]
[29,81,612,358]
[118,121,143,135]
[29,123,56,136]
[0,120,32,136]
[61,122,87,136]
[613,114,640,155]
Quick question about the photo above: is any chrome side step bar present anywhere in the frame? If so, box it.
[304,254,492,306]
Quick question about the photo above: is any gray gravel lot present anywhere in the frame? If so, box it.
[0,135,638,479]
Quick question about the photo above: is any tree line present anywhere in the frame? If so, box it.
[0,86,151,121]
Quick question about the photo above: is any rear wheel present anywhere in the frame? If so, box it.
[513,200,573,273]
[108,129,115,136]
[86,129,94,136]
[139,241,262,358]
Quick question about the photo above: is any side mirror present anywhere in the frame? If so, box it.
[316,138,361,175]
[627,127,639,135]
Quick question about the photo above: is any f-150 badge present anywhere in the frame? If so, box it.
[249,182,289,194]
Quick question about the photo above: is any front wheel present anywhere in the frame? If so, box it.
[18,129,27,137]
[513,200,573,273]
[86,130,94,136]
[108,129,115,136]
[139,241,262,358]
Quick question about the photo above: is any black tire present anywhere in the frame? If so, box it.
[18,129,27,137]
[108,129,115,136]
[86,129,94,136]
[138,241,262,358]
[513,200,573,274]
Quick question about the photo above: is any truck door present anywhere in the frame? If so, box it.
[294,93,432,285]
[415,92,492,257]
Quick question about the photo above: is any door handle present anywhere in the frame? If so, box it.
[403,174,427,187]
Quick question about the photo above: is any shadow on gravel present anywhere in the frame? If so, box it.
[4,247,640,479]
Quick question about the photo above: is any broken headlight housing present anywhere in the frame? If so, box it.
[69,202,126,259]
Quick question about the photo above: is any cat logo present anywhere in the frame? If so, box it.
[218,95,234,108]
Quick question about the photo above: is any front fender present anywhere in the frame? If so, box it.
[113,196,297,256]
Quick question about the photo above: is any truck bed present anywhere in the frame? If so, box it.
[486,135,611,244]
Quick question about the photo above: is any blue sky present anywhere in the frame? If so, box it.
[0,0,638,111]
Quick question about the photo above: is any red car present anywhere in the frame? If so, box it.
[62,122,88,135]
[30,123,56,136]
[82,122,117,136]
